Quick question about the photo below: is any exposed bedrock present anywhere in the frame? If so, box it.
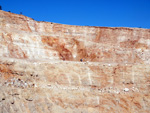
[0,10,150,113]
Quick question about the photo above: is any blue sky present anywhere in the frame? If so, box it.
[1,0,150,28]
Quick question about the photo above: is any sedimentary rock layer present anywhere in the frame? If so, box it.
[0,10,150,113]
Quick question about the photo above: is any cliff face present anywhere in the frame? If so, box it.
[0,10,150,113]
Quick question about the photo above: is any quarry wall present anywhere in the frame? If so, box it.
[0,10,150,113]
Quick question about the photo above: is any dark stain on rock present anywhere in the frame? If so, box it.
[41,36,73,61]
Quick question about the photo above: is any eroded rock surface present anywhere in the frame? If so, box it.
[0,10,150,113]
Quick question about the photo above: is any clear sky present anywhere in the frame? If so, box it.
[0,0,150,28]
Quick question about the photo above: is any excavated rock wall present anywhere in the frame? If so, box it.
[0,10,150,113]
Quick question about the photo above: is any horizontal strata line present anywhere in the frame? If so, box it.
[27,84,144,94]
[1,29,150,51]
[0,42,54,50]
[0,57,150,66]
[0,84,143,94]
[0,40,150,53]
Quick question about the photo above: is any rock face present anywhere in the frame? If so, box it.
[0,10,150,113]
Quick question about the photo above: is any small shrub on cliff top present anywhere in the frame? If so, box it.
[0,6,1,10]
